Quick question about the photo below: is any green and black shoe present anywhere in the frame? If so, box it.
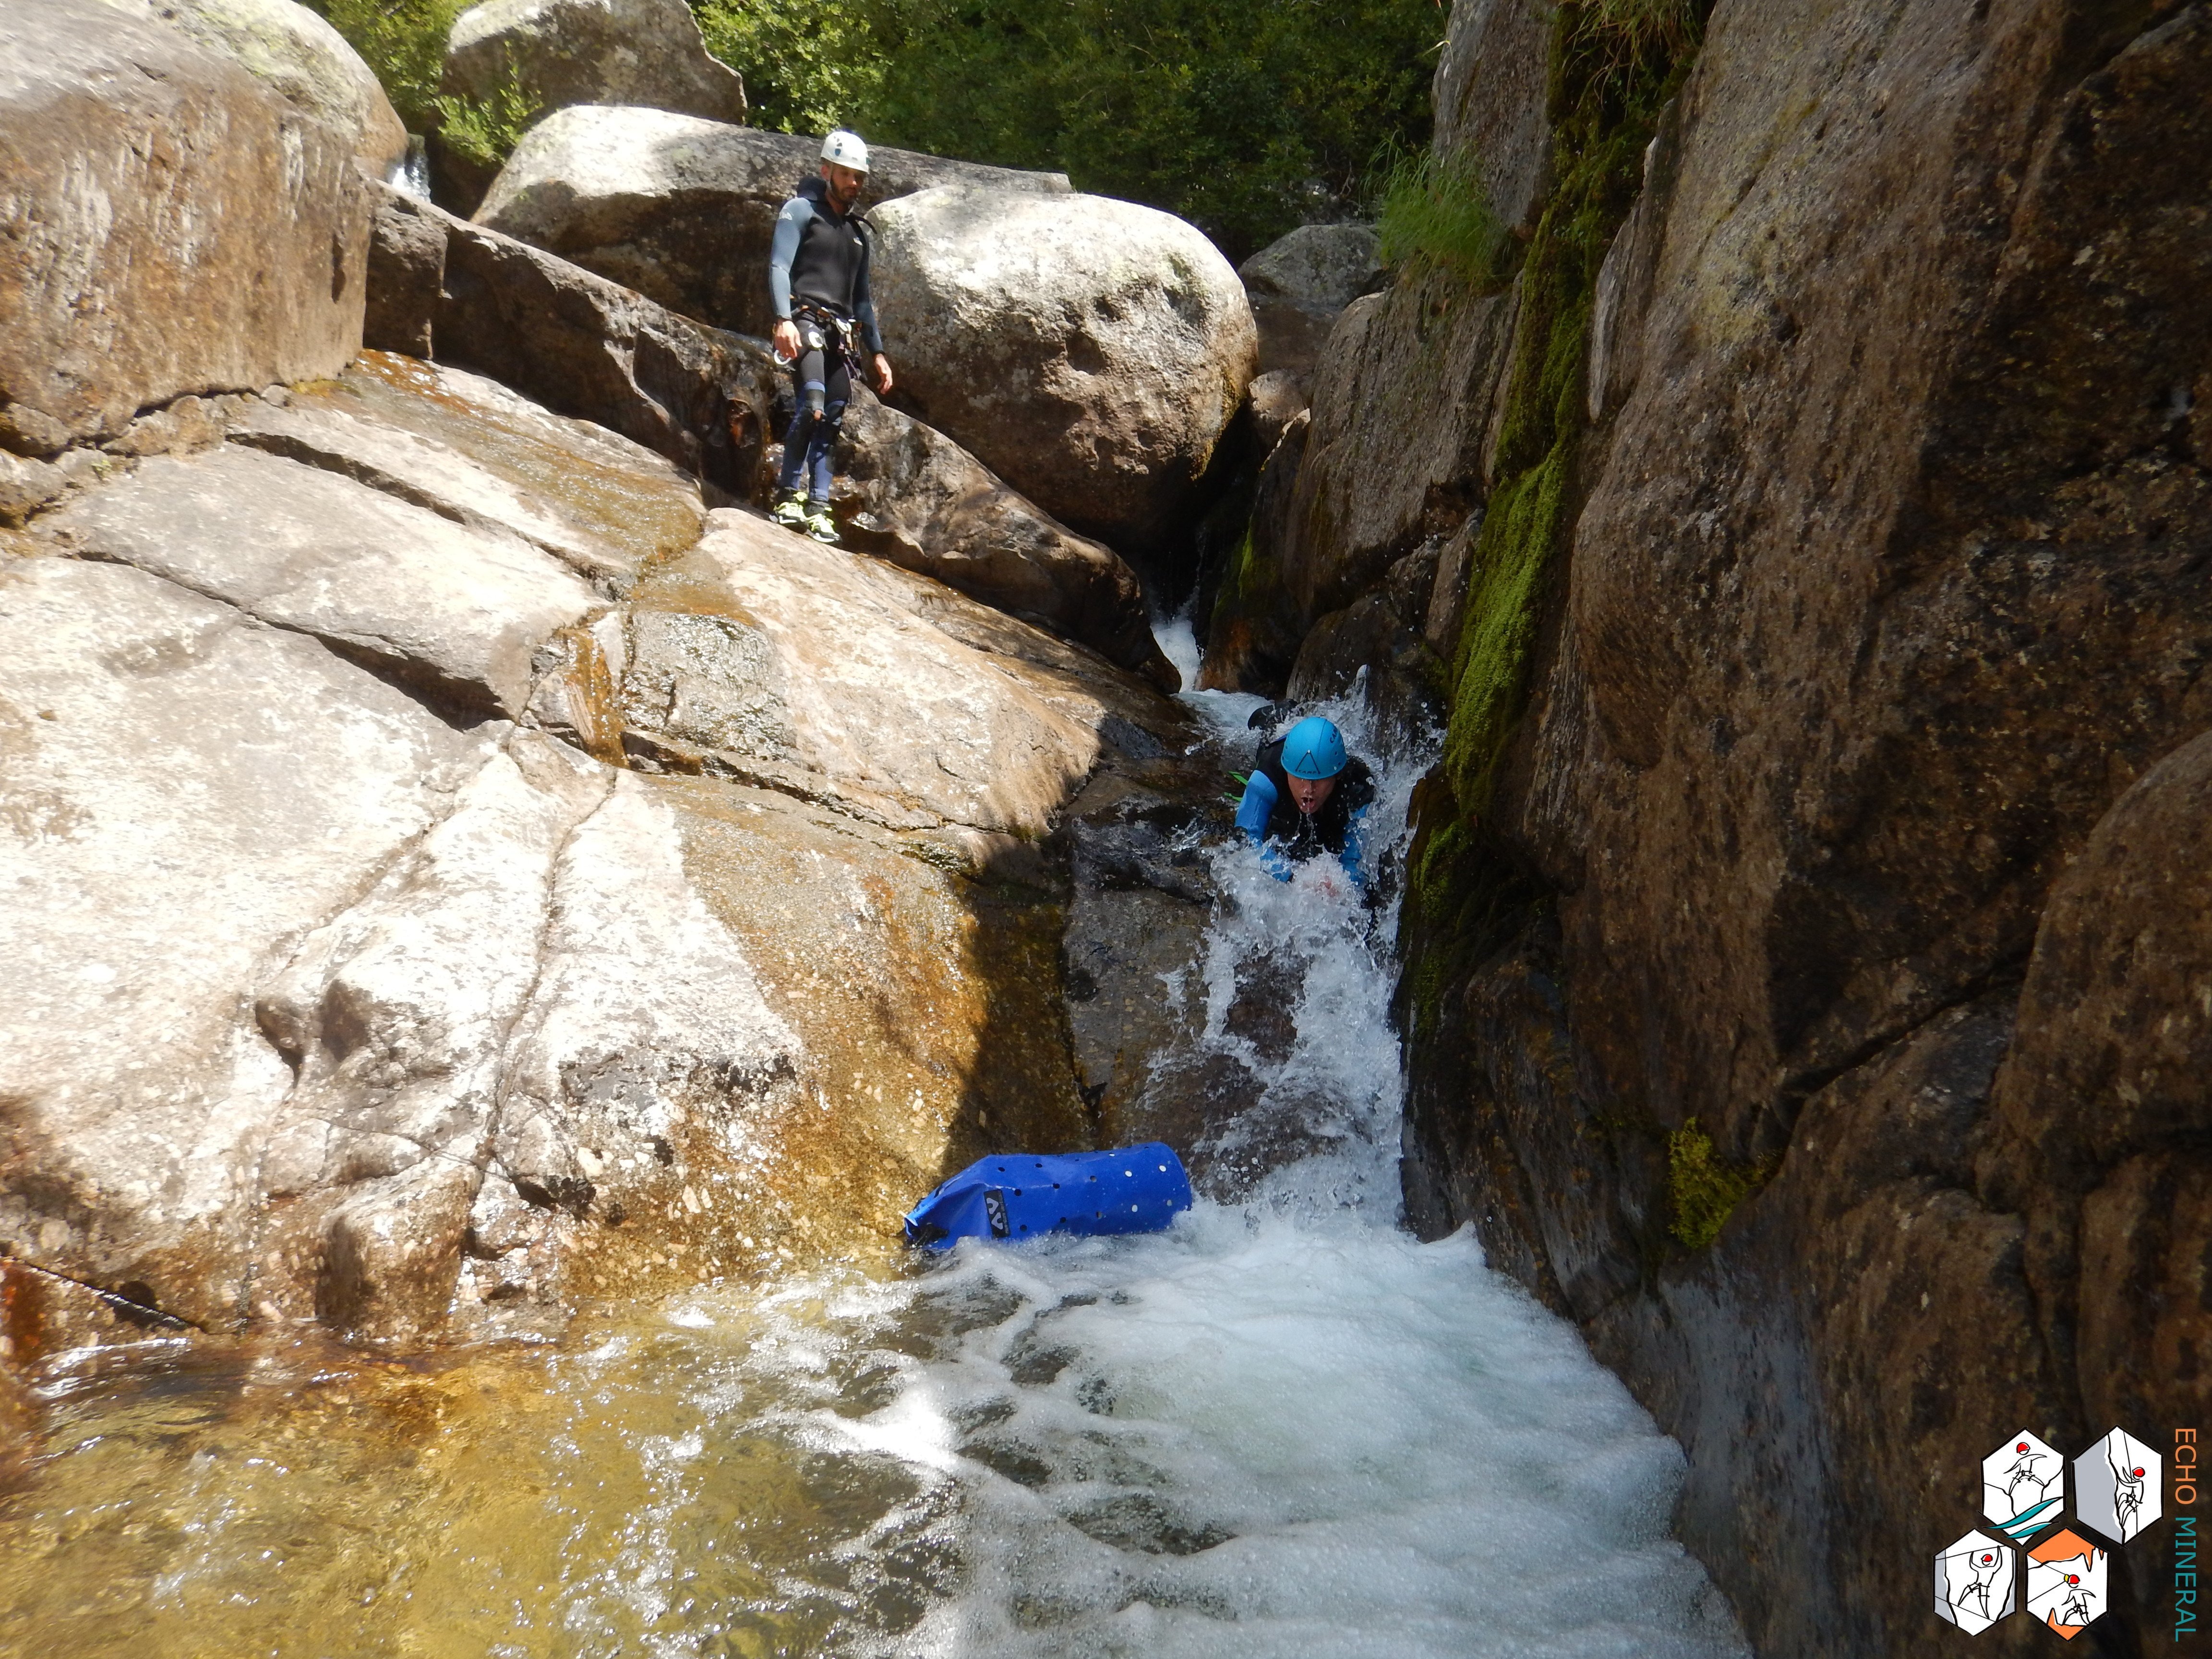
[804,503,840,545]
[769,490,810,532]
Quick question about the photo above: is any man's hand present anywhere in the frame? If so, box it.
[772,319,801,362]
[872,354,894,396]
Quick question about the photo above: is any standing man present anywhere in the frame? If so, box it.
[767,129,894,545]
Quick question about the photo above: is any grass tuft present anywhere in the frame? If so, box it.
[1374,145,1510,286]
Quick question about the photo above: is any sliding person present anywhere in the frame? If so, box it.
[1235,716,1375,887]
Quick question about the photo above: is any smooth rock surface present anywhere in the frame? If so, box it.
[304,351,708,582]
[39,444,599,718]
[96,0,408,176]
[824,391,1178,690]
[431,196,768,491]
[474,105,1063,339]
[1239,224,1383,380]
[443,0,745,125]
[620,510,1106,834]
[0,555,491,1327]
[868,184,1259,569]
[0,334,1200,1361]
[0,0,369,441]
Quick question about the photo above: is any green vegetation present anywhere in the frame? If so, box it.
[1666,1117,1769,1249]
[310,0,1444,259]
[1374,145,1509,286]
[691,0,1444,263]
[693,0,886,136]
[305,0,467,132]
[429,56,542,167]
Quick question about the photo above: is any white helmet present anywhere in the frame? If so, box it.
[820,129,870,174]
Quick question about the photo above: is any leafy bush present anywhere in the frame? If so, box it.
[429,56,542,166]
[1374,144,1507,284]
[761,0,1444,264]
[304,0,468,132]
[692,0,885,135]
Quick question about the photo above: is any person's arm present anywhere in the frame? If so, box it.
[853,229,885,357]
[854,229,891,392]
[1235,773,1293,881]
[768,199,808,357]
[1338,805,1371,888]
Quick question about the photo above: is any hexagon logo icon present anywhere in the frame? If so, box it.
[1935,1529,2016,1633]
[2025,1528,2106,1637]
[1984,1430,2065,1544]
[2075,1427,2161,1545]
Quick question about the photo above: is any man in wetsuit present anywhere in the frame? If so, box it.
[1235,716,1376,886]
[767,129,894,545]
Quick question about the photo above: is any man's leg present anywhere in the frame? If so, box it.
[773,336,830,528]
[802,356,852,543]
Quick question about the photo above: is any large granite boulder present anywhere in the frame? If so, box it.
[619,510,1114,834]
[812,390,1178,691]
[868,184,1259,571]
[368,184,1172,682]
[441,0,745,126]
[0,553,497,1328]
[472,104,1065,339]
[1392,0,2212,1651]
[96,0,408,178]
[0,0,368,444]
[1238,223,1382,379]
[0,353,1193,1354]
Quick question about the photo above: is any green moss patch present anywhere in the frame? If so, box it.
[1438,0,1707,819]
[1666,1117,1771,1250]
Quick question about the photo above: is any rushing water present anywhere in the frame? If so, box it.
[0,621,1745,1658]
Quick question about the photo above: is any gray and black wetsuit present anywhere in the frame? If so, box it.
[768,174,883,504]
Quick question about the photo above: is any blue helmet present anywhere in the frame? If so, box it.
[1280,716,1347,781]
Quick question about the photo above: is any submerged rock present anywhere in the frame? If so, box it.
[0,0,368,443]
[473,105,1063,340]
[442,0,745,126]
[867,184,1259,571]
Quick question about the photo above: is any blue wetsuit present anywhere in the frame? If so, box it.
[1236,739,1375,884]
[768,175,885,505]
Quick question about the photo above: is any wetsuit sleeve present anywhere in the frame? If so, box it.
[1236,773,1294,882]
[1236,771,1276,843]
[854,227,884,356]
[1339,805,1371,887]
[768,198,810,321]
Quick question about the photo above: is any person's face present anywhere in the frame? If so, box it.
[1286,773,1336,815]
[822,162,866,209]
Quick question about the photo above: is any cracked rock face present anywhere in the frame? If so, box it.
[1,351,1196,1351]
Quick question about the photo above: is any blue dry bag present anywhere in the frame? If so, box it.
[902,1143,1192,1249]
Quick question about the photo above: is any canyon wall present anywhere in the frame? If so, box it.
[1229,0,2212,1650]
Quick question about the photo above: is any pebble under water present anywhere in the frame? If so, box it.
[0,633,1747,1658]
